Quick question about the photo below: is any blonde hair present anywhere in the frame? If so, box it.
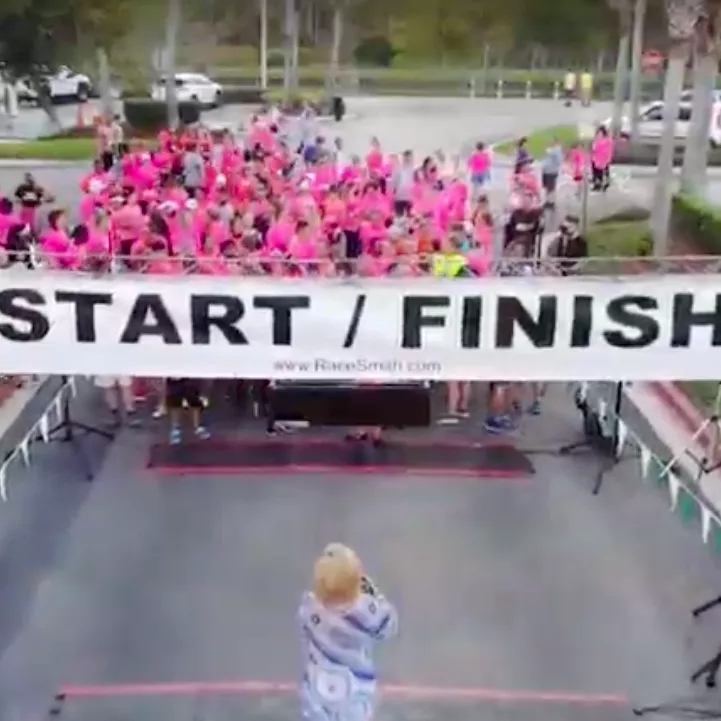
[323,542,359,561]
[313,551,362,608]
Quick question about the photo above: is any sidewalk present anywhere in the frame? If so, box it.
[0,378,45,439]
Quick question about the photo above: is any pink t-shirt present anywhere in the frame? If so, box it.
[366,149,383,173]
[111,204,146,244]
[0,212,20,245]
[41,229,78,268]
[592,136,613,169]
[468,150,489,175]
[266,219,293,252]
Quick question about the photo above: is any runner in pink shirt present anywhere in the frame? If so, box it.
[591,127,613,192]
[110,196,146,257]
[266,212,294,253]
[41,209,79,269]
[86,210,111,255]
[0,197,20,246]
[365,137,383,174]
[568,143,586,197]
[467,142,491,200]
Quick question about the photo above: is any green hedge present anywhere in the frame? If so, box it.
[587,220,653,258]
[670,193,721,255]
[354,36,397,67]
[123,99,202,133]
[220,86,265,104]
[613,141,721,167]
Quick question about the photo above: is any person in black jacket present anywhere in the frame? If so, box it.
[504,199,543,257]
[546,215,588,275]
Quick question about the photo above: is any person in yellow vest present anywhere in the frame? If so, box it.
[433,234,473,422]
[580,70,593,107]
[432,231,469,278]
[563,70,576,106]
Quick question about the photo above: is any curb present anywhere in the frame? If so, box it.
[0,159,88,168]
[649,381,710,449]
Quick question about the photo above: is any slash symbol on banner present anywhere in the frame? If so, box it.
[343,295,367,348]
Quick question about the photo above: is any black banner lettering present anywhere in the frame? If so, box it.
[191,295,246,345]
[402,296,449,348]
[604,295,658,348]
[671,293,721,348]
[495,296,556,348]
[56,290,112,342]
[570,296,593,348]
[254,295,310,345]
[461,297,482,349]
[0,289,48,342]
[120,294,181,344]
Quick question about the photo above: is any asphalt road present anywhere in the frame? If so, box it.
[0,382,718,721]
[3,95,720,217]
[1,95,601,143]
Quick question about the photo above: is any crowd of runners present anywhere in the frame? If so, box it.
[0,104,615,441]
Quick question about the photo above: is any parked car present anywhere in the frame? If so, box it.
[150,73,223,108]
[603,95,721,147]
[15,66,93,104]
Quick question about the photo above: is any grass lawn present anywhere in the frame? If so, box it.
[679,381,721,414]
[586,215,719,414]
[262,87,326,104]
[208,64,622,84]
[586,219,652,257]
[0,137,95,161]
[577,217,652,275]
[494,124,578,157]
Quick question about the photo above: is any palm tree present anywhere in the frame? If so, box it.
[164,0,180,129]
[650,0,704,255]
[96,47,113,120]
[259,0,268,90]
[680,1,721,193]
[326,0,345,96]
[629,0,648,141]
[283,0,296,102]
[609,0,633,136]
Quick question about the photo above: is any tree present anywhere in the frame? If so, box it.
[72,0,139,119]
[259,0,268,90]
[0,0,137,123]
[283,0,295,99]
[0,0,77,126]
[327,0,344,93]
[680,1,721,193]
[629,0,648,140]
[164,0,180,128]
[650,0,704,255]
[608,0,633,136]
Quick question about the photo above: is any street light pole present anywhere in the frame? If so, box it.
[577,110,596,235]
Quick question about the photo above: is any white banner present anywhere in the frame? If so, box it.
[1,271,721,381]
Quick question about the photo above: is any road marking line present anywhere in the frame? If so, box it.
[58,679,628,705]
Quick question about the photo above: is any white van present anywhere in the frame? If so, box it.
[150,73,223,108]
[606,94,721,147]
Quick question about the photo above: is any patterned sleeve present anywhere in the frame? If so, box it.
[345,593,399,642]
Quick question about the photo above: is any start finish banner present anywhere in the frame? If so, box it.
[0,271,720,381]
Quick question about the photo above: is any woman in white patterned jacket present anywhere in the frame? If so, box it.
[298,544,398,721]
